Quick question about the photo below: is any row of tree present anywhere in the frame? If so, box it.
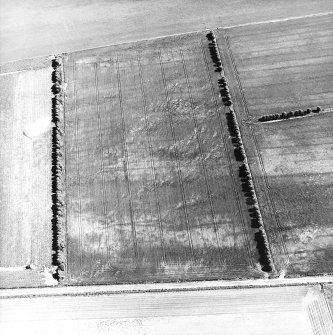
[206,31,274,273]
[206,32,232,106]
[239,163,273,272]
[51,56,66,280]
[259,106,322,122]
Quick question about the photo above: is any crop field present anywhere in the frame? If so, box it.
[215,15,333,275]
[0,60,55,287]
[62,32,267,284]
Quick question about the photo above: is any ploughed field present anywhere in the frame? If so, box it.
[0,58,55,287]
[63,33,263,284]
[214,14,333,275]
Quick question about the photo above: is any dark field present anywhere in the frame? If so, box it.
[63,33,263,284]
[252,114,333,275]
[218,14,333,118]
[215,15,333,275]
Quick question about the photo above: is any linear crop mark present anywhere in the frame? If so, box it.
[179,48,223,265]
[137,54,167,264]
[223,31,292,270]
[158,49,195,263]
[224,35,250,119]
[115,55,138,258]
[94,63,111,260]
[73,60,84,274]
[199,39,253,266]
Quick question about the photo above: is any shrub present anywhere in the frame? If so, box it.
[206,32,214,41]
[281,112,287,119]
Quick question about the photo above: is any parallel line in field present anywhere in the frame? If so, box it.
[137,54,167,264]
[180,48,223,265]
[307,302,319,335]
[62,62,68,274]
[199,39,254,266]
[72,60,84,272]
[247,93,333,105]
[115,55,138,258]
[94,63,111,260]
[235,44,333,62]
[158,50,195,263]
[229,29,333,50]
[243,73,333,90]
[224,35,250,120]
[224,32,292,271]
[236,56,333,74]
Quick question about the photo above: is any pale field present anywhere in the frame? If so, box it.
[0,65,53,270]
[1,0,333,63]
[1,285,332,335]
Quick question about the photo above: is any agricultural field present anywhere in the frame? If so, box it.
[0,59,56,287]
[1,0,333,63]
[215,14,333,275]
[2,285,331,335]
[218,14,333,118]
[62,32,266,284]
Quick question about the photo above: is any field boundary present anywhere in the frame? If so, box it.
[206,31,275,273]
[1,276,333,299]
[199,39,254,267]
[257,107,332,123]
[218,29,293,273]
[51,56,66,280]
[223,11,333,29]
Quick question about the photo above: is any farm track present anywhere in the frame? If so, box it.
[137,55,167,264]
[158,51,195,263]
[115,55,139,258]
[72,60,84,273]
[94,63,112,262]
[216,30,292,272]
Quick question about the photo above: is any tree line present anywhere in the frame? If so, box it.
[51,56,66,280]
[206,31,274,273]
[259,106,322,122]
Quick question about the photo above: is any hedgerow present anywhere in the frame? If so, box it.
[51,55,66,280]
[206,31,274,273]
[259,106,321,122]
